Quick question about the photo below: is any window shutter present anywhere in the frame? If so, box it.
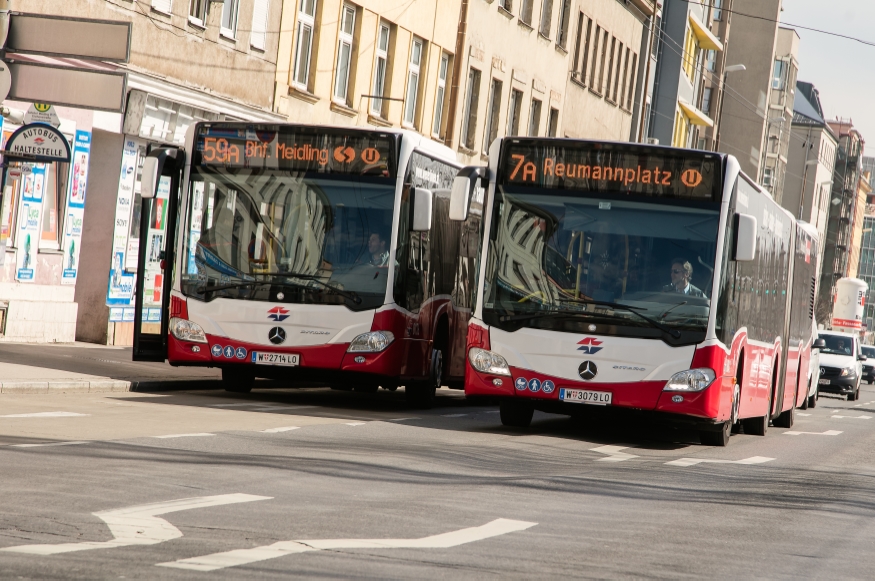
[251,0,270,50]
[151,0,173,14]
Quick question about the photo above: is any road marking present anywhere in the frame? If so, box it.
[0,412,89,418]
[784,430,843,436]
[11,441,90,448]
[665,456,774,467]
[854,404,863,407]
[798,412,812,416]
[260,427,300,433]
[210,403,315,410]
[442,413,468,417]
[590,445,639,462]
[1,494,271,555]
[152,433,215,439]
[158,518,537,572]
[386,417,420,422]
[345,422,366,426]
[830,415,872,420]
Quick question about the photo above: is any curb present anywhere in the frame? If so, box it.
[0,380,132,394]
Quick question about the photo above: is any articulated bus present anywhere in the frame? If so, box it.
[131,123,482,408]
[449,137,819,445]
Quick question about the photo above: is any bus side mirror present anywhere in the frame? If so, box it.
[140,147,180,199]
[735,213,757,261]
[450,166,487,221]
[411,187,433,231]
[813,338,826,349]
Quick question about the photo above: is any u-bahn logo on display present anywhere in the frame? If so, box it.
[267,306,290,321]
[681,168,703,188]
[577,337,603,355]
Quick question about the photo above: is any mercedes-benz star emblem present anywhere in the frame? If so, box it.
[269,327,286,345]
[820,367,825,376]
[579,361,598,380]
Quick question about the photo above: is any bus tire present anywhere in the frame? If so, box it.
[405,349,442,409]
[222,367,254,393]
[809,385,818,408]
[774,402,795,428]
[700,421,730,446]
[500,399,534,428]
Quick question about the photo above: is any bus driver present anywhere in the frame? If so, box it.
[663,258,705,297]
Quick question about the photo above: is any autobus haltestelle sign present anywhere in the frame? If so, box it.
[5,123,72,163]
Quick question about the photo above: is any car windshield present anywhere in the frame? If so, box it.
[482,187,720,343]
[861,346,875,358]
[181,167,395,311]
[819,334,855,356]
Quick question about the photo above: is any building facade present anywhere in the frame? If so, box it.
[784,81,836,247]
[6,0,286,344]
[759,27,799,202]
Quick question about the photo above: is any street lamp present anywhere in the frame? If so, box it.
[715,64,746,151]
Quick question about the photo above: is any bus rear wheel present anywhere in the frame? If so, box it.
[222,367,254,393]
[499,400,534,428]
[405,349,442,409]
[700,421,730,446]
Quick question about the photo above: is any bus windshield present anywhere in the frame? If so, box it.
[482,186,720,343]
[181,167,395,311]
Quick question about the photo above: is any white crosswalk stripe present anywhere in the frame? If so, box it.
[665,456,774,467]
[590,445,639,462]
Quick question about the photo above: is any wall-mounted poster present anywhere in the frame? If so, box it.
[106,139,138,305]
[62,130,91,284]
[15,164,45,282]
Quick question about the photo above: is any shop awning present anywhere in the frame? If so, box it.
[679,100,714,127]
[689,13,723,51]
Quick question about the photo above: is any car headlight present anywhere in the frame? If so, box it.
[468,347,511,376]
[347,331,395,353]
[169,317,207,343]
[664,368,716,392]
[841,367,856,377]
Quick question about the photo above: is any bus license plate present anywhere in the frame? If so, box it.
[818,378,830,385]
[560,388,612,406]
[253,352,299,366]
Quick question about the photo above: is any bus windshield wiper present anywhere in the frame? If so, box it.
[254,271,362,304]
[197,274,361,305]
[196,281,260,294]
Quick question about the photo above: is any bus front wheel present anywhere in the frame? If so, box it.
[700,421,730,446]
[222,367,254,393]
[405,349,442,409]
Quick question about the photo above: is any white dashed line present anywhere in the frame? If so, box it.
[590,445,639,462]
[784,430,843,436]
[798,412,812,416]
[831,415,872,420]
[152,433,216,439]
[260,427,300,433]
[345,422,366,426]
[0,412,89,418]
[665,456,774,467]
[386,417,420,422]
[11,441,90,448]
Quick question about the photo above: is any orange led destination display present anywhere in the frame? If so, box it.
[500,139,719,200]
[194,124,396,177]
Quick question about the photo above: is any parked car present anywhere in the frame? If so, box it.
[817,330,866,401]
[862,346,875,384]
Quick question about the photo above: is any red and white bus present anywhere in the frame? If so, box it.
[131,123,481,407]
[450,137,819,445]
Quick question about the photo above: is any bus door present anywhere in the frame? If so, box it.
[132,147,185,361]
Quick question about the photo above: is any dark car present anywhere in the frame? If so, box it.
[863,346,875,384]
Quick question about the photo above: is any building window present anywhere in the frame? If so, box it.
[371,24,390,116]
[333,4,356,103]
[220,0,240,37]
[705,49,716,72]
[682,26,698,81]
[292,0,317,89]
[528,98,542,136]
[702,87,713,115]
[461,67,482,150]
[483,78,503,153]
[626,53,637,110]
[539,0,553,38]
[189,0,207,24]
[573,14,593,82]
[250,0,270,50]
[41,163,69,250]
[612,41,623,102]
[673,108,689,147]
[433,53,449,137]
[772,59,787,90]
[556,0,571,48]
[713,0,723,21]
[763,167,774,187]
[605,37,617,102]
[520,0,533,25]
[588,25,602,87]
[152,0,173,15]
[595,27,608,93]
[618,47,630,107]
[547,107,559,137]
[500,0,512,13]
[507,88,523,136]
[403,38,424,126]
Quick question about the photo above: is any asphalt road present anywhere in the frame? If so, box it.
[2,384,875,579]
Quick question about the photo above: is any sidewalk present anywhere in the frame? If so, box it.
[0,342,223,394]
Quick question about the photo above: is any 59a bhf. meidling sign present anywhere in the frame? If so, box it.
[5,123,71,162]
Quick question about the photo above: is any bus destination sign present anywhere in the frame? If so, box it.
[499,140,719,200]
[194,124,396,176]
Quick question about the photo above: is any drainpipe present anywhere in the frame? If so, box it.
[445,0,469,147]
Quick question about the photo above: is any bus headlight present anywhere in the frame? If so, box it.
[664,368,716,392]
[468,347,511,376]
[348,331,395,353]
[169,317,207,343]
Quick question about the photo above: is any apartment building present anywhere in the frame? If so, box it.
[647,0,723,148]
[2,0,284,343]
[695,0,732,151]
[816,119,866,324]
[785,81,837,247]
[759,27,799,201]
